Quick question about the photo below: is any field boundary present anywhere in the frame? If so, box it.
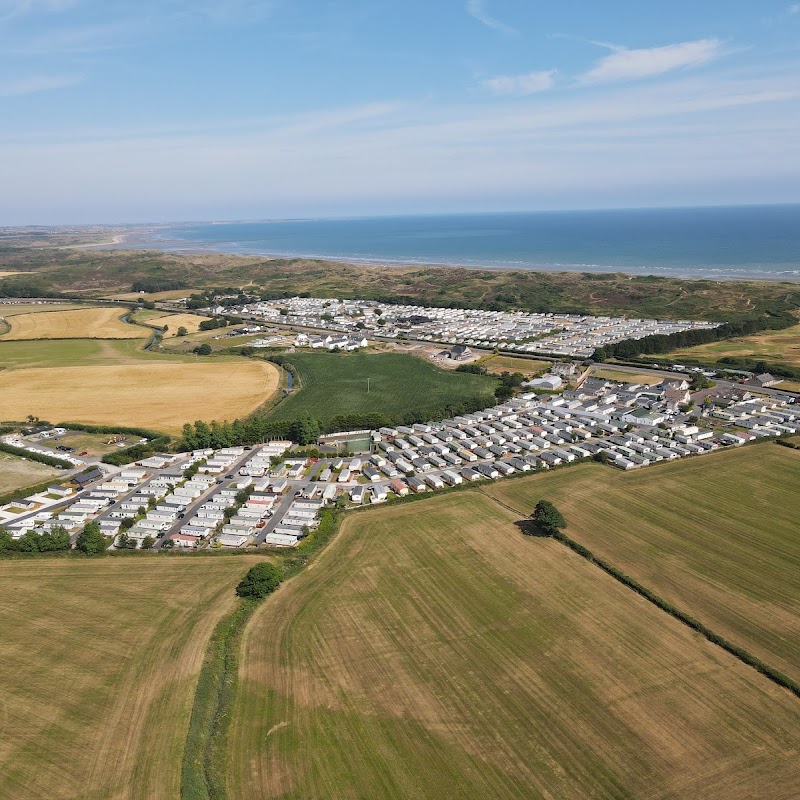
[181,599,257,800]
[478,487,800,700]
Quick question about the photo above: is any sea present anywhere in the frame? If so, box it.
[121,205,800,281]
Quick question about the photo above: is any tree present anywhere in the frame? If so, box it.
[161,538,175,550]
[141,535,156,550]
[76,521,108,555]
[290,416,320,446]
[116,532,130,550]
[194,343,212,356]
[120,517,135,531]
[0,526,14,551]
[236,562,283,599]
[532,500,566,536]
[177,326,188,336]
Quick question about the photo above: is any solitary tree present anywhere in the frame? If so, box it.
[141,535,156,550]
[176,326,188,337]
[532,500,566,536]
[76,521,108,555]
[194,343,213,356]
[235,562,283,599]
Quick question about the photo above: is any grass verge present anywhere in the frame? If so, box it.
[182,600,258,800]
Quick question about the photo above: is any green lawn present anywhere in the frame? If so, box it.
[268,352,498,425]
[487,444,800,684]
[226,491,800,799]
[0,337,209,370]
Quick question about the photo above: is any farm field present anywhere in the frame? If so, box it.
[480,354,549,375]
[486,445,800,684]
[1,360,280,434]
[0,451,59,494]
[0,302,85,316]
[0,557,260,800]
[269,352,498,425]
[0,337,201,369]
[662,321,800,369]
[109,288,201,301]
[142,312,211,336]
[0,307,146,341]
[227,491,800,799]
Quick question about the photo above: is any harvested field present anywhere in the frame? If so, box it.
[109,288,201,301]
[227,491,800,800]
[0,360,280,434]
[0,451,59,494]
[486,445,800,684]
[0,302,84,316]
[0,557,260,800]
[0,307,146,341]
[143,313,210,336]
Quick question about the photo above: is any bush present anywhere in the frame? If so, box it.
[235,562,283,599]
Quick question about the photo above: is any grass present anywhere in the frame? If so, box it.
[591,367,664,384]
[268,352,498,424]
[0,307,147,341]
[0,557,261,800]
[1,359,280,434]
[0,302,86,316]
[662,321,800,368]
[485,445,800,684]
[226,490,800,799]
[0,337,204,369]
[480,354,550,375]
[47,430,138,457]
[0,451,60,494]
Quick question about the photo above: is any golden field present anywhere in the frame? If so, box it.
[0,360,280,433]
[145,313,210,337]
[227,490,800,800]
[0,307,147,341]
[0,557,260,800]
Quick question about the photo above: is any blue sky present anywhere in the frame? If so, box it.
[1,0,800,223]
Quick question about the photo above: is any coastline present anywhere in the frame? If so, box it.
[99,236,800,284]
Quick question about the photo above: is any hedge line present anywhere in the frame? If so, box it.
[0,442,73,469]
[550,529,800,699]
[56,422,168,440]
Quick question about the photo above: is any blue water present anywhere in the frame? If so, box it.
[127,205,800,280]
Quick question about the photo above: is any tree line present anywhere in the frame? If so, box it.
[592,312,797,361]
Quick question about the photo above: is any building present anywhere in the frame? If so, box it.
[751,373,781,388]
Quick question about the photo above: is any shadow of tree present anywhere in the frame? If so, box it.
[514,519,550,538]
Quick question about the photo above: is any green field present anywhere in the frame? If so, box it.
[486,444,800,684]
[268,352,498,425]
[227,491,800,799]
[0,557,260,800]
[0,337,200,369]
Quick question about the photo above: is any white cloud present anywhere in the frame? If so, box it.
[482,70,556,96]
[579,39,725,85]
[466,0,517,36]
[0,73,80,96]
[789,3,800,14]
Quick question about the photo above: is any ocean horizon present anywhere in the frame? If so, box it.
[117,205,800,281]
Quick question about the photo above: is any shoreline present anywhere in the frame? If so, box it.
[98,237,800,284]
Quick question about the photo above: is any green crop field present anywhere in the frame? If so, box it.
[226,491,800,799]
[268,352,498,425]
[0,557,260,800]
[486,444,800,684]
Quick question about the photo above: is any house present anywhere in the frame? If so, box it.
[452,344,472,360]
[751,373,781,388]
[216,532,250,548]
[523,375,563,391]
[73,468,104,488]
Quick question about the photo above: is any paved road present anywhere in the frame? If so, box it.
[156,449,257,548]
